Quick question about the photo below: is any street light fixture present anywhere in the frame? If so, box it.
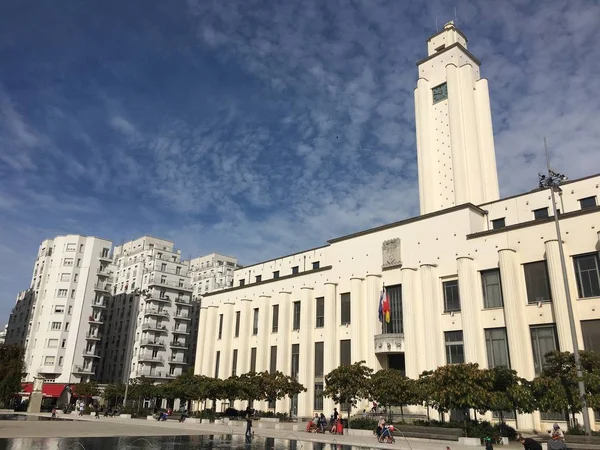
[538,138,591,435]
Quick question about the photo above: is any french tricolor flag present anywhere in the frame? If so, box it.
[378,287,391,323]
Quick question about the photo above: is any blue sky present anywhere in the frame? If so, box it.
[1,0,599,323]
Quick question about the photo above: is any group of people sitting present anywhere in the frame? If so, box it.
[305,411,344,434]
[518,423,567,450]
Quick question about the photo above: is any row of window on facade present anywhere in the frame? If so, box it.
[490,196,597,230]
[444,254,600,313]
[238,261,321,287]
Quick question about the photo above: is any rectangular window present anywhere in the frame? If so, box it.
[217,314,223,340]
[582,320,600,352]
[292,266,299,275]
[432,82,448,103]
[273,271,280,279]
[292,301,301,331]
[531,325,558,375]
[51,322,61,330]
[66,243,76,251]
[250,347,257,373]
[573,254,600,298]
[255,275,262,283]
[232,349,238,376]
[485,328,510,368]
[315,342,324,377]
[340,339,351,366]
[234,311,241,338]
[340,293,351,325]
[383,285,403,334]
[252,308,259,335]
[443,280,460,312]
[533,207,549,220]
[270,346,277,373]
[57,289,67,298]
[239,279,245,287]
[445,331,465,364]
[54,305,65,314]
[47,339,58,348]
[272,305,279,332]
[63,258,73,266]
[58,356,63,366]
[291,344,300,379]
[524,261,552,303]
[61,339,66,348]
[60,273,71,282]
[579,196,597,209]
[312,261,320,270]
[214,351,220,378]
[314,382,324,410]
[44,356,55,366]
[482,269,504,308]
[491,218,506,230]
[315,297,324,328]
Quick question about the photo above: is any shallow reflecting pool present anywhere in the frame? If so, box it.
[0,415,71,421]
[0,435,360,450]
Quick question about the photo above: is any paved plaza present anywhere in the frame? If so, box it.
[0,412,528,450]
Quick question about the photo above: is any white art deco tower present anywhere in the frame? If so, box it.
[415,21,500,214]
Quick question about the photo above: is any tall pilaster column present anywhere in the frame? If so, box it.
[459,64,483,205]
[195,306,208,374]
[201,305,218,377]
[420,264,443,369]
[474,78,500,201]
[299,287,314,417]
[457,257,487,365]
[366,274,382,371]
[276,291,291,414]
[238,298,253,373]
[545,240,577,352]
[258,295,271,372]
[446,63,468,204]
[350,277,364,363]
[323,282,337,414]
[221,302,235,378]
[498,249,535,430]
[415,78,435,214]
[401,267,421,378]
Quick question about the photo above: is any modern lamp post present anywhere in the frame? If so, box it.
[538,138,591,435]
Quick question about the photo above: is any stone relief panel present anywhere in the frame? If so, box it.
[382,238,402,269]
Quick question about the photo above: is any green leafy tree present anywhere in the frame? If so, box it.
[73,381,100,400]
[127,377,157,411]
[0,345,24,407]
[416,370,436,422]
[484,366,535,432]
[235,372,262,405]
[160,370,199,410]
[102,382,126,408]
[428,363,492,423]
[370,369,418,421]
[324,361,373,423]
[258,371,306,414]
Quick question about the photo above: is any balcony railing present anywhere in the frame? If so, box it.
[141,323,168,333]
[88,315,104,324]
[83,350,101,358]
[140,339,165,348]
[144,308,170,318]
[138,355,164,363]
[91,300,106,308]
[135,370,174,379]
[171,327,189,335]
[145,266,189,277]
[97,268,111,277]
[93,283,111,292]
[73,365,95,374]
[169,341,188,349]
[146,294,171,304]
[169,357,187,365]
[147,278,193,291]
[99,252,112,261]
[174,297,191,305]
[85,333,102,340]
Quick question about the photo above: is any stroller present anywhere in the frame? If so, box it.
[378,425,395,443]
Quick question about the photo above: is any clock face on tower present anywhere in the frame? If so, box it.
[432,82,448,104]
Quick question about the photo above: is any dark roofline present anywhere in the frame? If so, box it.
[328,203,486,244]
[467,204,600,240]
[416,42,481,67]
[477,172,600,208]
[203,265,333,297]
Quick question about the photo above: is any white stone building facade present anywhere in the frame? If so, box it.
[194,23,600,431]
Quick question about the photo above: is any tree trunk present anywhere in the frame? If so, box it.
[400,404,404,422]
[426,405,430,422]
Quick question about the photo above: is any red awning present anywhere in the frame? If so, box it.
[18,383,68,398]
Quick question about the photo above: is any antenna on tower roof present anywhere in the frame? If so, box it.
[436,16,439,32]
[454,7,458,25]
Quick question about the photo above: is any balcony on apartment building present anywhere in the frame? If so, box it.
[137,354,164,364]
[174,296,191,305]
[85,332,102,341]
[169,356,187,365]
[147,277,193,292]
[141,323,168,333]
[98,251,113,262]
[146,293,172,304]
[169,341,188,350]
[140,339,165,349]
[88,314,105,325]
[143,308,170,319]
[93,282,112,293]
[96,266,111,277]
[174,311,191,320]
[92,298,107,308]
[135,370,174,379]
[73,365,95,374]
[145,266,189,277]
[82,349,101,359]
[171,327,189,335]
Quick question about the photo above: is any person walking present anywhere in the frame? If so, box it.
[78,402,84,417]
[245,406,253,438]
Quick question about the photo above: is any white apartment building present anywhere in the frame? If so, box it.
[7,235,114,383]
[195,22,600,431]
[99,236,194,383]
[188,253,239,298]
